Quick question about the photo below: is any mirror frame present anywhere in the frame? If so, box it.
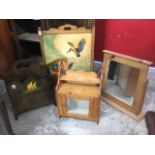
[101,50,152,121]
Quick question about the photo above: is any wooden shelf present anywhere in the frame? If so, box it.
[18,33,39,42]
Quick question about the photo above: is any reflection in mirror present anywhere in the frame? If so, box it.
[105,61,139,106]
[67,99,89,115]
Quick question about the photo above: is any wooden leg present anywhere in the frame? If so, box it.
[53,95,57,106]
[96,118,99,125]
[0,99,15,135]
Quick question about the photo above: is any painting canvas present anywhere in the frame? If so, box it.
[41,33,93,71]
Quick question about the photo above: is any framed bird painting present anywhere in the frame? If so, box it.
[40,24,95,72]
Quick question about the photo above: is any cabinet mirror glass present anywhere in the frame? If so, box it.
[66,99,89,115]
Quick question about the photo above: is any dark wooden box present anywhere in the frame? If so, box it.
[5,57,56,120]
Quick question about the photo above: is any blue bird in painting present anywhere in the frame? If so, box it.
[68,62,74,70]
[67,39,86,57]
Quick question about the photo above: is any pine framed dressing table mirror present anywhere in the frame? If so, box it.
[101,50,152,121]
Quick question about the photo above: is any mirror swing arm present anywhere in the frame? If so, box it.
[101,50,152,121]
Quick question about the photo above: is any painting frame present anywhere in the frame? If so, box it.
[40,24,95,71]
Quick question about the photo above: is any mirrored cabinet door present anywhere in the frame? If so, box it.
[58,95,100,123]
[66,98,89,115]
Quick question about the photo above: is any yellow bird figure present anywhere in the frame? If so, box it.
[27,81,37,91]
